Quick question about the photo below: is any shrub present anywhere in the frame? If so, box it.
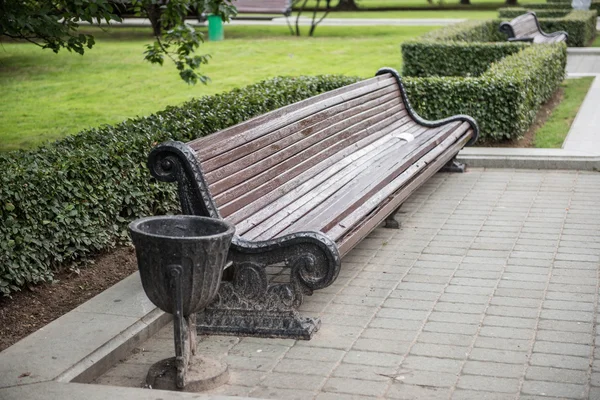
[402,41,527,77]
[539,10,598,46]
[0,75,360,296]
[420,19,505,42]
[403,44,567,142]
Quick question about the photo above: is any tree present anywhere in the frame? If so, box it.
[292,0,332,37]
[0,0,236,84]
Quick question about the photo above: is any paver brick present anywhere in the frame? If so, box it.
[462,360,523,378]
[483,315,537,329]
[525,366,587,384]
[250,386,317,400]
[343,350,403,367]
[540,309,594,323]
[469,348,528,364]
[451,389,516,400]
[352,338,411,355]
[520,380,586,399]
[332,363,396,382]
[487,305,539,319]
[410,343,469,359]
[401,355,463,374]
[479,326,534,340]
[423,321,480,335]
[428,311,482,325]
[457,375,520,393]
[274,358,337,376]
[529,353,590,370]
[533,341,592,358]
[417,331,473,347]
[376,308,429,321]
[386,382,451,399]
[399,370,458,388]
[322,377,388,397]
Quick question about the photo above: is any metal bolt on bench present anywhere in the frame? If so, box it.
[128,215,234,392]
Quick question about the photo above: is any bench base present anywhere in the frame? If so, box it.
[197,309,320,340]
[440,158,466,173]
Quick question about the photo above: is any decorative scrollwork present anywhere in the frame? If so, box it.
[147,141,221,219]
[232,262,268,301]
[375,67,480,146]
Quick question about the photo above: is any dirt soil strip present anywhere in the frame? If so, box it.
[0,246,138,352]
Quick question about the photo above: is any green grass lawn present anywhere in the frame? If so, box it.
[299,0,539,9]
[534,77,595,148]
[0,25,435,151]
[323,10,496,18]
[591,33,600,47]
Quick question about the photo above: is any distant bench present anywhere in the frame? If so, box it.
[234,0,292,16]
[148,68,479,340]
[500,12,568,43]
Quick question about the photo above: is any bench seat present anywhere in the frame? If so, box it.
[148,68,478,339]
[500,12,568,44]
[234,0,292,15]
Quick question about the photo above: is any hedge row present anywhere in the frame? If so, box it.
[402,41,527,77]
[498,8,570,18]
[419,19,506,42]
[0,75,360,296]
[529,1,600,12]
[403,43,567,141]
[540,10,598,47]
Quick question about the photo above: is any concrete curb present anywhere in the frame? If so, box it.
[0,272,170,388]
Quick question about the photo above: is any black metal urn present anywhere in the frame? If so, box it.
[129,215,234,391]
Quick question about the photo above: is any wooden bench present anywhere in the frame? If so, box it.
[234,0,293,16]
[148,68,479,339]
[500,12,568,43]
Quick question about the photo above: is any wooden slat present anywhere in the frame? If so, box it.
[223,113,415,221]
[336,130,472,257]
[241,123,428,240]
[202,85,400,174]
[276,122,462,238]
[208,97,402,195]
[189,76,397,159]
[213,104,405,205]
[204,89,401,184]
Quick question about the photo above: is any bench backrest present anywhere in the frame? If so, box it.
[509,12,540,38]
[185,74,406,224]
[233,0,292,14]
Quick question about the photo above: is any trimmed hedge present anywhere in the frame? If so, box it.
[420,19,506,42]
[534,0,600,12]
[403,43,567,141]
[402,41,527,77]
[498,8,570,18]
[539,10,598,46]
[0,75,360,296]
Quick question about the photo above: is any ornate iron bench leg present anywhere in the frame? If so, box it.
[440,157,466,173]
[384,205,402,229]
[196,234,340,340]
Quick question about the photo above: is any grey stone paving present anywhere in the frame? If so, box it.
[95,168,600,400]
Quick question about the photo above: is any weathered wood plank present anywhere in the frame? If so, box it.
[241,124,428,240]
[206,94,402,190]
[223,113,414,221]
[277,122,462,237]
[189,76,397,159]
[213,104,406,206]
[202,85,401,174]
[336,131,471,256]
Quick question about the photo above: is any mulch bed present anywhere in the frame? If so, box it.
[0,246,138,352]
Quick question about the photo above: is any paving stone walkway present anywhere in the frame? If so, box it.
[96,168,600,400]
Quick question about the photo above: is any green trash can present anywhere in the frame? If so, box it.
[207,15,224,41]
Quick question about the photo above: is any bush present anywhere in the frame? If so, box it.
[539,0,600,11]
[420,19,506,42]
[402,41,527,77]
[0,75,360,296]
[539,10,598,46]
[529,3,572,9]
[403,44,567,142]
[498,8,570,18]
